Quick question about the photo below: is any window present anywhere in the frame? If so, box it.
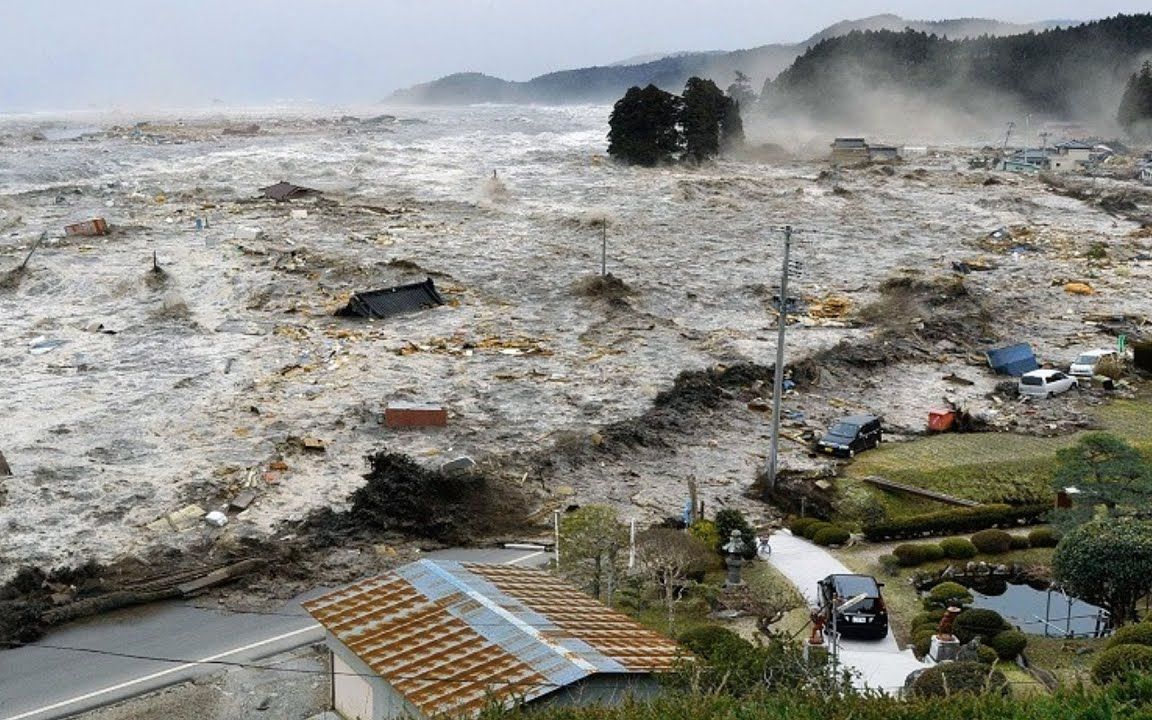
[829,423,859,436]
[1021,376,1043,386]
[1051,372,1066,381]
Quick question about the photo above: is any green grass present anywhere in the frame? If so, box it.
[840,391,1152,511]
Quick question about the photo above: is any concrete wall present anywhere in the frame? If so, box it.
[333,652,374,720]
[328,636,423,720]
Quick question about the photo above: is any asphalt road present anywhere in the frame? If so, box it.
[0,547,549,720]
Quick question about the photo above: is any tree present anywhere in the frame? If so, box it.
[681,77,728,162]
[1118,60,1152,138]
[635,527,714,631]
[606,84,683,166]
[1052,519,1152,626]
[726,70,757,108]
[558,505,627,604]
[714,508,757,558]
[1051,432,1152,530]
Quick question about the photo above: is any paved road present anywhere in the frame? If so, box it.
[0,547,548,720]
[767,531,929,692]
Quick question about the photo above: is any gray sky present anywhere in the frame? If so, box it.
[2,0,1149,110]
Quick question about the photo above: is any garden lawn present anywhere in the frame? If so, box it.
[842,393,1152,508]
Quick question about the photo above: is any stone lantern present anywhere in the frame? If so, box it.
[723,529,745,587]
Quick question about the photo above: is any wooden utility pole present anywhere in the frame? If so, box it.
[766,226,793,492]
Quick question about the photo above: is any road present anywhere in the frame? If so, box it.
[0,547,548,720]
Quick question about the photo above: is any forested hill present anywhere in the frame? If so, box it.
[765,14,1152,123]
[388,15,1066,105]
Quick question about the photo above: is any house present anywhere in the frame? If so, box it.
[1001,149,1049,173]
[302,560,683,720]
[335,278,445,319]
[830,138,870,164]
[1049,140,1093,172]
[867,144,902,162]
[1139,163,1152,186]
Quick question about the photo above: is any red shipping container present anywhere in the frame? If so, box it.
[385,401,447,428]
[927,408,956,433]
[64,218,109,236]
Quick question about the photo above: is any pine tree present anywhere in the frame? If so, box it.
[607,84,683,166]
[682,77,744,162]
[726,70,757,108]
[1118,60,1152,137]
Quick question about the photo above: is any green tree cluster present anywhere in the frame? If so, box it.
[1053,519,1152,625]
[607,77,743,165]
[1051,432,1152,531]
[1118,61,1152,137]
[558,505,627,604]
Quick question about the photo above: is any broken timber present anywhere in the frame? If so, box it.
[860,476,980,507]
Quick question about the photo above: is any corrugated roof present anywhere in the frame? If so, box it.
[303,560,682,719]
[335,278,445,320]
[986,342,1039,376]
[260,181,320,201]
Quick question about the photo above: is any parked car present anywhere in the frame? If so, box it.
[1018,369,1077,398]
[816,414,882,457]
[1069,348,1116,378]
[817,573,889,640]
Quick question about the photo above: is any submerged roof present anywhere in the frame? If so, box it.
[986,343,1039,376]
[336,278,445,319]
[303,560,682,719]
[259,181,320,201]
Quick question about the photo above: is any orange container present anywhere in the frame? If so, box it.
[928,408,956,432]
[64,218,109,236]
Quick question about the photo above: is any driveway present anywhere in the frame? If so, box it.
[766,530,929,693]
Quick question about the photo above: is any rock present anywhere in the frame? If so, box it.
[747,397,770,412]
[205,510,228,527]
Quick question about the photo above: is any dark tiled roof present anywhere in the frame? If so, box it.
[336,278,445,319]
[259,181,320,201]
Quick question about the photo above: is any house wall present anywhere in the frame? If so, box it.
[531,673,663,710]
[328,636,424,720]
[333,652,375,720]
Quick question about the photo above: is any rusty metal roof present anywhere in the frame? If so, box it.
[302,560,682,718]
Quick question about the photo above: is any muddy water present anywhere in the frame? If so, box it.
[0,106,1148,578]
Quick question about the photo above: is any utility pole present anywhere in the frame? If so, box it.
[766,225,792,492]
[600,221,607,277]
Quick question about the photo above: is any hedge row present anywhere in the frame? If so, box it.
[863,503,1050,541]
[789,517,852,547]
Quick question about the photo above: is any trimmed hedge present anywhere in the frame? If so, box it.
[911,661,1009,697]
[863,503,1049,541]
[987,629,1028,660]
[1106,623,1152,650]
[812,525,851,546]
[1009,534,1031,550]
[971,529,1013,554]
[913,628,937,659]
[788,517,821,536]
[894,543,945,567]
[955,609,1008,644]
[912,610,946,635]
[1028,527,1062,547]
[1092,644,1152,684]
[940,537,978,559]
[977,644,1000,665]
[801,521,833,540]
[924,581,974,610]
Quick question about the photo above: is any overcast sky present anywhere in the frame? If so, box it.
[2,0,1149,111]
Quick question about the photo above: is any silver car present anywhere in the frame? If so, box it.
[1018,369,1076,398]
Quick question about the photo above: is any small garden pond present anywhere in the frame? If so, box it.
[959,577,1108,637]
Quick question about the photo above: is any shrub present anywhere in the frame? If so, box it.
[911,661,1009,697]
[977,644,1000,665]
[812,525,851,546]
[912,610,946,635]
[987,629,1028,660]
[971,529,1013,554]
[878,554,901,575]
[863,504,1050,541]
[801,521,832,540]
[715,508,757,557]
[940,537,978,559]
[1028,527,1062,548]
[924,581,974,610]
[1092,644,1152,684]
[955,608,1008,644]
[789,517,820,536]
[689,519,721,550]
[1106,623,1152,650]
[1009,534,1031,550]
[913,628,938,659]
[679,625,753,658]
[894,543,934,567]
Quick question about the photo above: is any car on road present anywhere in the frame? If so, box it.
[1069,348,1116,379]
[818,573,889,640]
[1018,369,1077,398]
[816,414,882,457]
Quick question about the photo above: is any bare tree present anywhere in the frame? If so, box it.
[635,527,714,631]
[559,505,627,604]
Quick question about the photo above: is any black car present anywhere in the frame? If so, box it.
[816,414,882,457]
[818,573,889,640]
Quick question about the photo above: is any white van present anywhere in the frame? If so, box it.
[1069,349,1116,378]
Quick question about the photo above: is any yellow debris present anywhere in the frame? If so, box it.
[1064,282,1094,295]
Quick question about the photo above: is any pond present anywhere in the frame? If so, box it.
[961,578,1108,638]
